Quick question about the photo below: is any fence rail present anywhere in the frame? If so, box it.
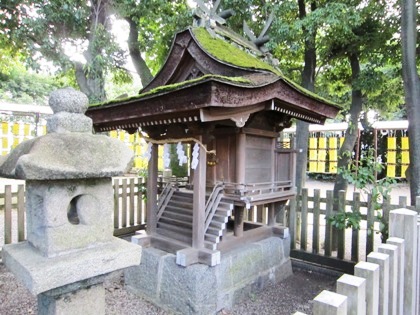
[1,177,146,247]
[288,188,420,273]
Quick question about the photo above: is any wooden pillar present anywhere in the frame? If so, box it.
[146,143,158,235]
[192,137,206,249]
[234,131,246,237]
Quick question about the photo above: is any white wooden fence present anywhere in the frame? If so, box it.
[295,208,419,315]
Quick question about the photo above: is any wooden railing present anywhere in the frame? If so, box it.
[204,183,225,231]
[1,177,147,247]
[288,188,420,273]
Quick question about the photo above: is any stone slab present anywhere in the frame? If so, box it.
[125,236,292,315]
[2,238,141,295]
[38,282,105,315]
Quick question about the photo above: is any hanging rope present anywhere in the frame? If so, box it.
[141,136,216,155]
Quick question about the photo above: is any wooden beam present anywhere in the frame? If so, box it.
[192,135,206,249]
[146,144,158,235]
[234,131,246,237]
[290,249,355,274]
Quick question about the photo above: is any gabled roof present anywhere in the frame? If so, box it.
[86,26,340,133]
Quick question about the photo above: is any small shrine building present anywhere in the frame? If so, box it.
[86,22,340,267]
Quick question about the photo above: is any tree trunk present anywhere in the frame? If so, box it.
[333,53,363,199]
[126,17,154,88]
[295,0,317,193]
[401,0,420,205]
[73,0,110,103]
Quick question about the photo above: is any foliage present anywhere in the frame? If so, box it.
[328,211,362,230]
[334,148,396,239]
[169,144,188,177]
[0,58,75,105]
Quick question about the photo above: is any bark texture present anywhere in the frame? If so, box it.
[401,0,420,205]
[295,0,317,193]
[126,17,154,87]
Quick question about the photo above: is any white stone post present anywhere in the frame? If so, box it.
[389,209,418,315]
[378,243,399,315]
[386,237,404,315]
[313,290,347,315]
[367,252,389,315]
[354,261,379,315]
[336,274,366,315]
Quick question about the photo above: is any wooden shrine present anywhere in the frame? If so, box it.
[86,15,340,267]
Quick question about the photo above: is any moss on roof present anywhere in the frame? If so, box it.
[89,74,251,108]
[192,27,281,75]
[191,27,339,108]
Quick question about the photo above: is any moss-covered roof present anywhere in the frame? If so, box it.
[88,26,340,111]
[191,27,281,75]
[89,74,251,108]
[190,27,339,108]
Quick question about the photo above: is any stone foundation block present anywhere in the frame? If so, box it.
[125,236,292,315]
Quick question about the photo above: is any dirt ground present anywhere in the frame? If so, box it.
[0,261,337,315]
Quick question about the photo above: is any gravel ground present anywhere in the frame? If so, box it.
[0,262,337,315]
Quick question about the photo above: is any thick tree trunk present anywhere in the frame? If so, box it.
[74,0,109,103]
[333,53,363,199]
[401,0,420,205]
[126,17,154,88]
[295,0,317,193]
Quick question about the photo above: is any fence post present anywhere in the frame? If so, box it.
[324,190,333,256]
[354,261,379,315]
[313,290,347,315]
[367,252,389,315]
[351,191,361,262]
[17,184,25,242]
[386,237,404,315]
[313,189,320,254]
[301,188,308,251]
[336,274,366,315]
[113,178,120,230]
[366,194,375,255]
[389,209,418,315]
[289,197,297,250]
[337,190,345,259]
[378,243,399,315]
[4,185,12,244]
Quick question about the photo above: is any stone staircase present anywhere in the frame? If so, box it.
[157,190,233,250]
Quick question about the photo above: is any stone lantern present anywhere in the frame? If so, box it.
[0,88,141,314]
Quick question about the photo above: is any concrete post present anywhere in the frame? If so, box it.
[336,274,366,315]
[386,237,404,315]
[389,209,418,315]
[367,252,389,315]
[354,261,379,315]
[313,290,347,315]
[378,244,398,315]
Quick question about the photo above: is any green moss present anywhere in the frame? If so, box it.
[192,27,280,74]
[89,74,251,108]
[192,27,340,108]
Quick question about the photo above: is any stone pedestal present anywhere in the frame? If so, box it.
[125,236,292,315]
